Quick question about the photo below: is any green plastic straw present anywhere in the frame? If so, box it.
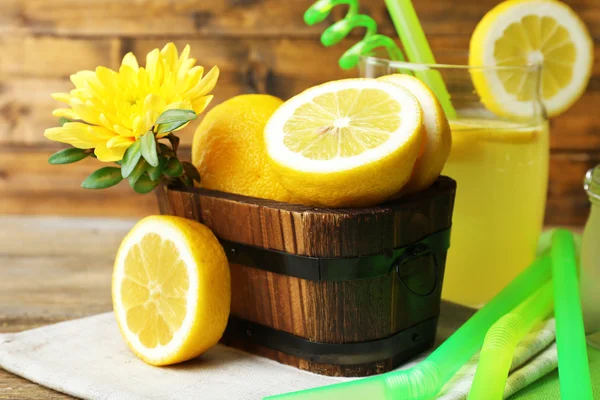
[383,0,456,118]
[550,229,593,400]
[468,281,554,400]
[304,0,405,70]
[264,254,552,400]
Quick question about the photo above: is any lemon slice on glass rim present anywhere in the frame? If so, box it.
[470,0,593,118]
[264,78,423,208]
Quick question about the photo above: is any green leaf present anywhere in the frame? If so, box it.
[167,134,180,153]
[58,117,71,126]
[148,157,167,181]
[182,161,201,182]
[133,175,160,194]
[155,109,197,135]
[48,148,89,164]
[155,109,197,125]
[81,167,123,189]
[155,120,191,135]
[163,158,183,177]
[121,140,141,178]
[140,131,159,167]
[127,158,148,187]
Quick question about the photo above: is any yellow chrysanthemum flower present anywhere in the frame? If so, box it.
[44,43,218,162]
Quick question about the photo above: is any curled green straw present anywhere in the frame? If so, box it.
[264,254,552,400]
[550,229,593,400]
[468,281,554,400]
[304,0,405,70]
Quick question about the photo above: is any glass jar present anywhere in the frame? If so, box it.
[360,56,549,307]
[581,165,600,349]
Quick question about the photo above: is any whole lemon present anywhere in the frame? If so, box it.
[192,94,291,202]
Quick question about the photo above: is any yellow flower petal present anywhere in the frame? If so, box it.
[70,70,96,89]
[165,100,193,111]
[44,122,113,149]
[46,43,218,165]
[113,124,133,137]
[185,66,204,92]
[70,99,102,125]
[118,65,138,88]
[135,94,166,137]
[146,49,162,88]
[122,52,139,71]
[95,142,127,162]
[96,66,118,92]
[51,93,71,103]
[191,95,214,115]
[44,127,94,149]
[69,88,93,101]
[106,135,134,149]
[161,43,178,70]
[186,66,219,99]
[52,108,79,120]
[177,45,191,70]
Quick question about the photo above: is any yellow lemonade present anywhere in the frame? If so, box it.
[441,119,549,307]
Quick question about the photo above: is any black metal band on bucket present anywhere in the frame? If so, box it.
[223,316,437,365]
[219,227,451,282]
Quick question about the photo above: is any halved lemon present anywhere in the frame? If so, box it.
[112,215,230,366]
[264,78,423,208]
[378,74,452,194]
[470,0,593,118]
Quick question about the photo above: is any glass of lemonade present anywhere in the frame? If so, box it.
[360,56,549,307]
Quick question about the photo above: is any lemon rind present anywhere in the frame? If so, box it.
[470,0,593,118]
[264,78,422,174]
[112,217,199,364]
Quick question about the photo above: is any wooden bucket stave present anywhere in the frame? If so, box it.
[156,176,456,377]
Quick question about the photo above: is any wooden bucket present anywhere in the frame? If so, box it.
[156,176,456,377]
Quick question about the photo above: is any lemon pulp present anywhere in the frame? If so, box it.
[113,215,230,366]
[282,88,401,160]
[469,0,593,117]
[264,78,423,207]
[121,233,188,348]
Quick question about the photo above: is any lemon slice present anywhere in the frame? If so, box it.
[264,78,423,208]
[112,215,230,366]
[470,0,593,118]
[378,74,452,194]
[452,119,541,144]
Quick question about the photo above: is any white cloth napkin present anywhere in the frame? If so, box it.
[0,313,557,399]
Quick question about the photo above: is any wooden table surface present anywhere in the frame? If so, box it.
[0,215,484,399]
[0,215,137,399]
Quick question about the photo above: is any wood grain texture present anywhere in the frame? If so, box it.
[0,37,122,79]
[1,147,595,226]
[1,0,597,38]
[0,0,598,227]
[0,215,477,398]
[0,147,159,216]
[0,216,134,399]
[156,179,455,375]
[156,177,456,257]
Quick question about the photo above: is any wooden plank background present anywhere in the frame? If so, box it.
[0,0,598,225]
